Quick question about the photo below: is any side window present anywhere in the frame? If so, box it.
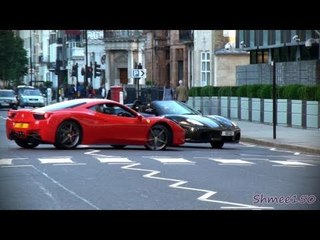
[91,103,135,117]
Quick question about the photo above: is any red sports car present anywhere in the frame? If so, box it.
[6,98,185,150]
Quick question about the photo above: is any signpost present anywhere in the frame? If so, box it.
[132,69,147,78]
[132,68,147,100]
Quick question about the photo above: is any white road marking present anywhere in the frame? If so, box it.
[96,157,133,164]
[241,142,256,147]
[149,157,195,165]
[1,164,33,168]
[271,160,314,166]
[53,163,87,166]
[84,149,101,156]
[0,158,28,165]
[122,163,272,209]
[241,158,270,161]
[209,158,255,165]
[30,165,100,210]
[38,157,73,164]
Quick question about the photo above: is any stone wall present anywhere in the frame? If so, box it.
[236,60,320,85]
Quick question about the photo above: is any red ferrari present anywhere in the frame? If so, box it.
[6,98,185,150]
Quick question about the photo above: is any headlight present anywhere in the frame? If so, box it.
[186,119,204,126]
[231,121,238,127]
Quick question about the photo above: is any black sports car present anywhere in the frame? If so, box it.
[129,100,240,148]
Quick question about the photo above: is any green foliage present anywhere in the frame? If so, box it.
[316,86,320,101]
[277,85,287,99]
[188,84,320,101]
[0,31,28,86]
[282,84,304,100]
[236,85,248,97]
[258,85,273,99]
[200,85,221,96]
[145,80,153,86]
[247,84,261,98]
[218,86,233,96]
[189,87,202,97]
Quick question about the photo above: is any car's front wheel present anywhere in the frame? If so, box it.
[145,124,171,151]
[54,120,82,149]
[210,140,224,149]
[14,138,39,149]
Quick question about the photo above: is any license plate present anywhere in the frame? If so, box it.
[222,131,234,136]
[13,123,29,128]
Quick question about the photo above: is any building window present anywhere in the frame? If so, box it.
[268,30,276,45]
[201,51,210,86]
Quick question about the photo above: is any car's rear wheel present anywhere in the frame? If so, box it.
[54,120,82,149]
[111,145,126,149]
[145,124,171,151]
[210,141,224,149]
[14,138,39,149]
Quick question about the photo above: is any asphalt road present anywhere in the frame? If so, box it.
[1,109,319,210]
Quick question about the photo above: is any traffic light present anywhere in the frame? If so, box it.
[86,66,93,78]
[94,61,101,78]
[71,63,78,77]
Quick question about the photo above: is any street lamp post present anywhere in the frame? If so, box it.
[29,30,33,86]
[271,60,277,139]
[84,30,88,89]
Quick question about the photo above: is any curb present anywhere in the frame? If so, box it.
[241,137,320,155]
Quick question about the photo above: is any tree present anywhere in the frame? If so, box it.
[0,31,28,88]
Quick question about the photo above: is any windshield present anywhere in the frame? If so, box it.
[35,99,88,112]
[0,91,15,97]
[22,89,42,96]
[152,100,201,115]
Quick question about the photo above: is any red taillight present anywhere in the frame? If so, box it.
[44,112,52,119]
[7,111,16,119]
[33,112,52,120]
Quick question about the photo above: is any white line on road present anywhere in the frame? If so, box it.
[122,163,272,209]
[30,165,100,210]
[0,158,28,165]
[38,157,73,164]
[209,158,255,165]
[1,164,33,168]
[148,157,195,165]
[96,157,133,164]
[270,160,314,166]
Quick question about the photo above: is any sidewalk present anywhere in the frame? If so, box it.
[235,120,320,155]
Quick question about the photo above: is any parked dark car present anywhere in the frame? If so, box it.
[128,100,241,148]
[0,89,18,109]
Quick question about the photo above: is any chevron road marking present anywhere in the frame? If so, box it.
[122,163,273,210]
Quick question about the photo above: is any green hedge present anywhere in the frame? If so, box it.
[189,84,320,101]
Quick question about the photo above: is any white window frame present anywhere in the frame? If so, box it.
[201,51,210,86]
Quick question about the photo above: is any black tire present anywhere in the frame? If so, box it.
[111,145,126,149]
[145,124,171,151]
[54,120,82,149]
[14,138,39,149]
[210,141,224,149]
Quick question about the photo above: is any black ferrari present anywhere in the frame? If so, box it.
[129,100,241,149]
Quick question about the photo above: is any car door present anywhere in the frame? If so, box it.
[92,103,150,144]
